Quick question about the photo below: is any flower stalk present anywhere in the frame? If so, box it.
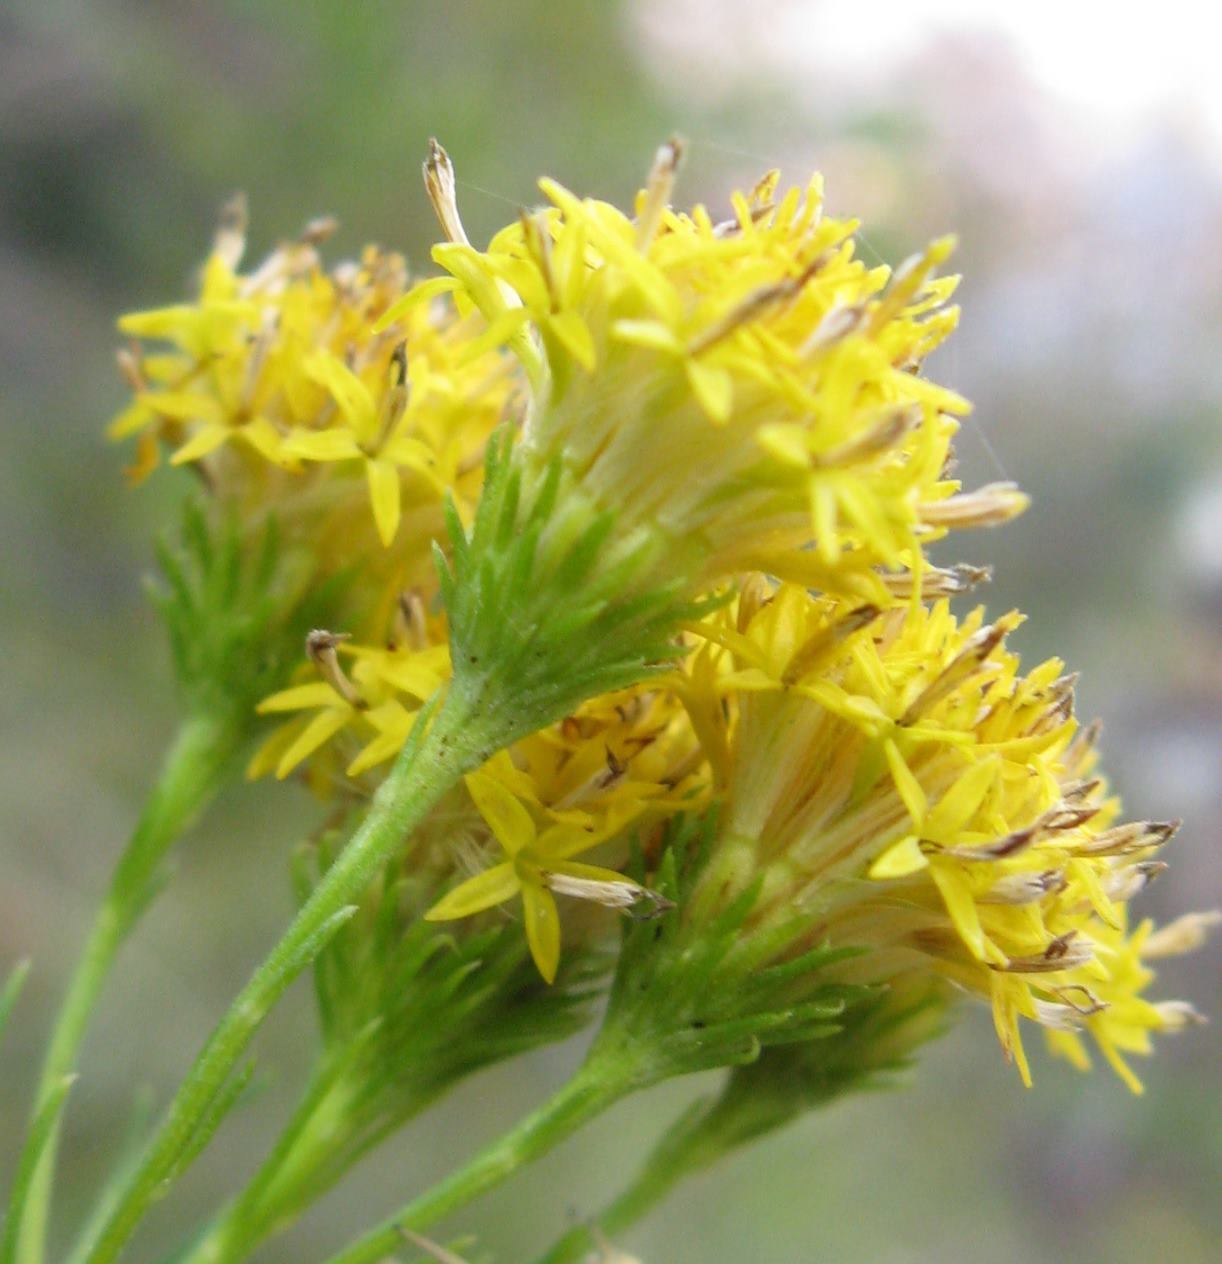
[79,690,497,1264]
[7,710,242,1264]
[320,1043,644,1264]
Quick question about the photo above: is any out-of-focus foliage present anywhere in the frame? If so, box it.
[1,3,1217,1262]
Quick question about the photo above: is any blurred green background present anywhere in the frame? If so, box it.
[2,2,1218,1261]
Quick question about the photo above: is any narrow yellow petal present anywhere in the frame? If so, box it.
[124,430,160,486]
[304,351,376,437]
[426,864,521,921]
[246,721,303,781]
[170,424,230,465]
[281,428,363,462]
[925,756,999,839]
[610,319,683,354]
[464,771,536,856]
[239,416,288,465]
[145,391,226,425]
[757,424,811,467]
[346,730,407,777]
[929,860,988,961]
[546,310,597,371]
[373,275,461,333]
[107,401,156,441]
[868,834,928,879]
[884,738,928,825]
[257,682,343,714]
[535,823,608,862]
[117,305,199,339]
[521,881,562,983]
[375,655,446,700]
[275,708,349,780]
[686,358,733,424]
[366,458,401,547]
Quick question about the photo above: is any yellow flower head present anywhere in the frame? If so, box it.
[399,142,1026,603]
[424,686,703,981]
[250,591,451,785]
[110,197,511,566]
[678,580,1205,1089]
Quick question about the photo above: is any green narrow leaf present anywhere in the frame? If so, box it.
[217,516,243,608]
[182,497,212,573]
[441,495,469,572]
[278,905,361,986]
[531,457,563,526]
[164,1061,257,1186]
[495,468,522,547]
[0,1073,77,1264]
[552,511,615,591]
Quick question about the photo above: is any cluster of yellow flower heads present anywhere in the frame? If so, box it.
[681,583,1197,1090]
[111,144,1206,1085]
[110,196,509,573]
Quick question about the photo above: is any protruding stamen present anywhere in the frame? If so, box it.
[994,932,1093,974]
[1026,673,1078,737]
[394,589,429,652]
[423,138,470,246]
[979,868,1066,905]
[899,617,1014,725]
[813,404,921,468]
[783,604,881,686]
[801,301,866,356]
[1034,985,1108,1029]
[636,136,684,251]
[1067,819,1179,858]
[299,215,339,246]
[941,822,1039,862]
[878,562,993,600]
[736,571,774,633]
[918,482,1030,529]
[1059,777,1101,804]
[1154,1000,1208,1030]
[552,747,628,811]
[521,210,558,307]
[1051,984,1107,1015]
[213,191,248,270]
[240,310,278,412]
[1062,718,1103,777]
[1102,861,1168,901]
[306,629,366,710]
[867,235,956,334]
[116,346,146,393]
[942,801,1098,862]
[543,870,674,918]
[688,251,830,356]
[1140,909,1221,959]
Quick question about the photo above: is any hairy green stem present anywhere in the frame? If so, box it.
[180,1061,348,1264]
[181,1059,435,1264]
[320,1044,643,1264]
[81,691,489,1264]
[8,711,240,1264]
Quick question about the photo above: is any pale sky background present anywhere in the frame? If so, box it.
[636,0,1222,170]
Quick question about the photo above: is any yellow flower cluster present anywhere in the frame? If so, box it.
[110,197,509,569]
[679,581,1200,1089]
[108,147,1206,1081]
[404,142,1026,601]
[258,594,703,979]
